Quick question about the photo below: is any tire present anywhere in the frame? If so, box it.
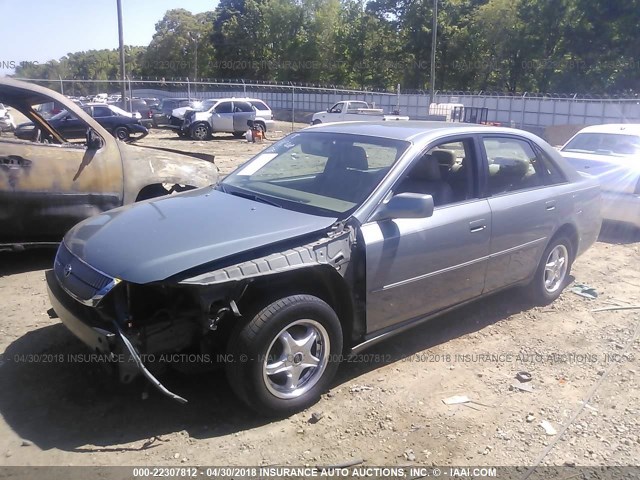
[254,122,266,132]
[527,235,573,304]
[226,294,343,416]
[312,120,322,125]
[190,123,211,140]
[232,131,245,138]
[114,126,130,141]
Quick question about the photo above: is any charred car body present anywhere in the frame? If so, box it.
[47,122,601,414]
[0,78,218,250]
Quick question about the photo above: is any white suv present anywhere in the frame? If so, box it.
[173,97,275,140]
[0,103,15,132]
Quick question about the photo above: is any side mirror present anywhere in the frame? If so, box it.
[86,128,104,150]
[370,193,435,222]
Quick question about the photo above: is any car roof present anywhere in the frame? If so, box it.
[305,121,528,142]
[574,124,640,136]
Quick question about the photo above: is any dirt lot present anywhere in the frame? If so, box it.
[0,126,639,470]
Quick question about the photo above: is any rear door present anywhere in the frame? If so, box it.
[480,135,563,291]
[362,136,492,333]
[232,101,255,132]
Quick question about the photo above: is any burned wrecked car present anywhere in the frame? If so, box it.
[0,78,218,250]
[46,122,601,415]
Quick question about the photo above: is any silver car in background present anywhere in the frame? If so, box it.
[560,124,640,228]
[46,122,601,415]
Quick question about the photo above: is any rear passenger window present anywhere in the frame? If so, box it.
[482,137,544,195]
[250,101,269,111]
[233,102,254,113]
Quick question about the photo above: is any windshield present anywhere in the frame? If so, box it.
[222,131,410,218]
[109,104,132,117]
[200,99,218,111]
[562,132,640,156]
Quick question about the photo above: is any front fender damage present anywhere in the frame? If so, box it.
[107,225,356,404]
[179,225,355,286]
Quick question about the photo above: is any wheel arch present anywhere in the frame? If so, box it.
[236,265,357,351]
[550,222,579,261]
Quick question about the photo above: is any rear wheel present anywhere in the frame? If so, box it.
[527,236,573,304]
[114,126,130,141]
[312,120,322,125]
[226,295,343,415]
[190,123,211,140]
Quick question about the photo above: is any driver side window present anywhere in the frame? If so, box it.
[396,138,476,207]
[214,102,233,114]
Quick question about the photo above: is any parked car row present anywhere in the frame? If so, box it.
[14,103,149,142]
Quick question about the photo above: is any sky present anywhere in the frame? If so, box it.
[0,0,216,74]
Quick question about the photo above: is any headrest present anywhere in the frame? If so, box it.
[408,154,441,181]
[326,145,368,171]
[431,149,456,167]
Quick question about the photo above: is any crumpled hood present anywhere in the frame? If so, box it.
[171,106,192,119]
[63,188,337,284]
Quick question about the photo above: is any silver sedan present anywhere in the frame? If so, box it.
[47,121,602,415]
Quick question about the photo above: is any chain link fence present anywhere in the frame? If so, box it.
[15,77,640,133]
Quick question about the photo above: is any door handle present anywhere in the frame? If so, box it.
[469,219,487,233]
[545,200,556,211]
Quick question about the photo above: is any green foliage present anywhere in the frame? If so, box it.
[12,0,640,94]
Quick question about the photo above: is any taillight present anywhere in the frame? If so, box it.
[147,110,152,118]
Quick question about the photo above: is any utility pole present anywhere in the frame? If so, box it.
[117,0,126,105]
[189,32,200,97]
[429,0,438,106]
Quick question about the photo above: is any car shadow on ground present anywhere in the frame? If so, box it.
[598,221,640,245]
[0,287,535,452]
[163,133,242,142]
[0,249,56,277]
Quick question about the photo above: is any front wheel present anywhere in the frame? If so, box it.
[527,236,573,304]
[312,119,322,125]
[190,122,211,140]
[226,295,343,416]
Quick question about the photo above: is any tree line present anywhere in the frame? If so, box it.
[14,0,640,94]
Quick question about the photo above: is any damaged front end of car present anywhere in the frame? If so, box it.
[46,223,358,404]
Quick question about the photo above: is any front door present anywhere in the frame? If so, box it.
[210,101,234,132]
[362,136,492,333]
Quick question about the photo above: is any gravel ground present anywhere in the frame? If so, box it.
[0,125,638,470]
